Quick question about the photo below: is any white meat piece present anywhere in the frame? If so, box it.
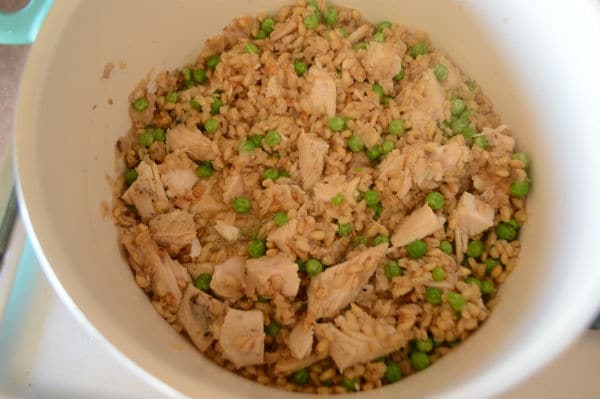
[308,67,337,117]
[166,124,219,161]
[245,254,300,299]
[391,204,445,247]
[149,209,196,252]
[214,221,240,242]
[430,141,469,173]
[222,171,244,203]
[306,244,388,322]
[313,176,360,203]
[405,69,446,131]
[456,192,495,236]
[287,320,314,360]
[177,284,227,351]
[297,133,329,190]
[159,152,198,198]
[189,181,224,214]
[483,125,514,153]
[210,256,245,301]
[121,161,170,221]
[267,218,298,256]
[359,41,405,90]
[219,308,265,368]
[314,305,407,371]
[122,228,189,313]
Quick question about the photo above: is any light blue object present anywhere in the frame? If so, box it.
[0,0,53,45]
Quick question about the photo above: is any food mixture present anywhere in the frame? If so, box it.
[111,1,531,393]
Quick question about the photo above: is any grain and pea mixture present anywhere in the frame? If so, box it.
[112,0,531,393]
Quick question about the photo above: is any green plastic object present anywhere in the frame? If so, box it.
[0,0,53,45]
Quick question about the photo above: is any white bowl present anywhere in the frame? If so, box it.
[14,1,600,398]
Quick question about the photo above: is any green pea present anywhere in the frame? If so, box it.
[426,191,445,210]
[331,193,345,206]
[264,130,281,146]
[439,240,453,255]
[426,287,442,304]
[255,29,268,40]
[407,239,427,259]
[327,116,346,132]
[465,276,483,290]
[347,135,364,153]
[433,64,448,81]
[389,119,405,136]
[385,260,402,280]
[232,196,252,213]
[165,92,179,103]
[151,127,166,143]
[196,161,214,178]
[372,235,389,246]
[466,240,484,258]
[138,132,154,148]
[261,17,276,34]
[410,42,428,58]
[194,273,212,292]
[354,42,367,50]
[481,279,495,295]
[393,69,405,81]
[384,360,402,383]
[366,144,383,161]
[473,136,488,149]
[451,116,470,133]
[381,140,395,155]
[292,368,309,385]
[244,43,260,54]
[202,118,218,133]
[305,259,323,276]
[265,320,281,336]
[262,168,279,181]
[416,338,434,353]
[372,202,383,219]
[248,238,266,258]
[462,127,477,141]
[371,83,385,103]
[133,97,148,112]
[272,211,288,226]
[210,97,222,115]
[512,152,531,170]
[294,61,308,76]
[485,258,499,274]
[373,32,385,42]
[279,170,291,178]
[363,190,380,207]
[324,8,338,25]
[339,27,349,38]
[190,98,202,111]
[304,14,319,30]
[249,134,263,147]
[450,98,466,116]
[508,218,519,229]
[124,169,138,185]
[338,223,352,237]
[193,68,207,84]
[377,21,392,32]
[446,291,466,312]
[431,266,445,281]
[342,376,357,391]
[206,54,220,70]
[511,181,530,198]
[181,67,192,81]
[411,351,430,370]
[496,222,517,241]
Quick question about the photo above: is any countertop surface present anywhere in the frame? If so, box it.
[2,17,600,399]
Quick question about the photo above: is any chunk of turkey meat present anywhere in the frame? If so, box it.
[121,160,170,221]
